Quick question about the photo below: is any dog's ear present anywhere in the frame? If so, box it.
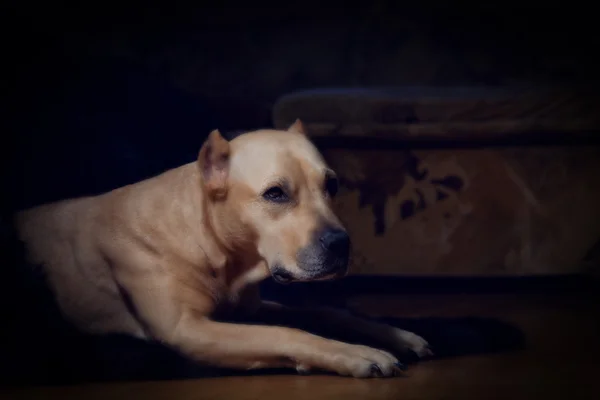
[198,129,230,200]
[287,119,307,135]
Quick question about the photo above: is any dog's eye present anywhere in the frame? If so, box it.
[325,176,339,198]
[263,186,289,203]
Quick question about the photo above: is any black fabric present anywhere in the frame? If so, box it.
[1,220,524,387]
[0,314,525,387]
[378,316,525,362]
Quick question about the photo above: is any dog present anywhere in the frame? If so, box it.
[14,119,431,378]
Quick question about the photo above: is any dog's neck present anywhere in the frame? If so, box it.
[166,163,265,287]
[198,175,266,289]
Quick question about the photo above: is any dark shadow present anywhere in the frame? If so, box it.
[1,223,526,388]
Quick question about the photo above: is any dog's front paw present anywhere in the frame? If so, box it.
[302,343,406,378]
[387,328,433,358]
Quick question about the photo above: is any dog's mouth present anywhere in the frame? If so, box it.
[272,269,294,284]
[271,264,347,285]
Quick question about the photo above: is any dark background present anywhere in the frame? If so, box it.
[2,2,599,213]
[1,0,599,388]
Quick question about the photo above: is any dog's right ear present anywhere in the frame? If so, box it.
[198,129,230,200]
[287,119,307,135]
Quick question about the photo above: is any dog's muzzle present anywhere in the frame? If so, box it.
[272,227,350,284]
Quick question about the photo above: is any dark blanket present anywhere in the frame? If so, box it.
[0,314,525,387]
[0,220,525,388]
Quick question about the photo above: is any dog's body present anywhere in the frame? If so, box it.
[14,121,430,378]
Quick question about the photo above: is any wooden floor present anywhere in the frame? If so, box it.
[3,291,600,400]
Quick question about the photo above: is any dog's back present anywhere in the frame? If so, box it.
[16,197,91,264]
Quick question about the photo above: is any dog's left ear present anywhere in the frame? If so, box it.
[287,119,307,135]
[198,129,230,200]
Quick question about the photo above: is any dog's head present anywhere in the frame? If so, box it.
[198,120,350,284]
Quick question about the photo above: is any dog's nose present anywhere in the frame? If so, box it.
[319,229,350,259]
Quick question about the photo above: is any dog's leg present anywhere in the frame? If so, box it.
[169,316,406,377]
[252,301,432,358]
[117,271,404,378]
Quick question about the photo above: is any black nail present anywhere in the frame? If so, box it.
[424,345,434,357]
[394,362,407,371]
[370,363,383,377]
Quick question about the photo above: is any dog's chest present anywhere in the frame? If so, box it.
[210,280,261,320]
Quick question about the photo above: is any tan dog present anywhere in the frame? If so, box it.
[14,120,430,378]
